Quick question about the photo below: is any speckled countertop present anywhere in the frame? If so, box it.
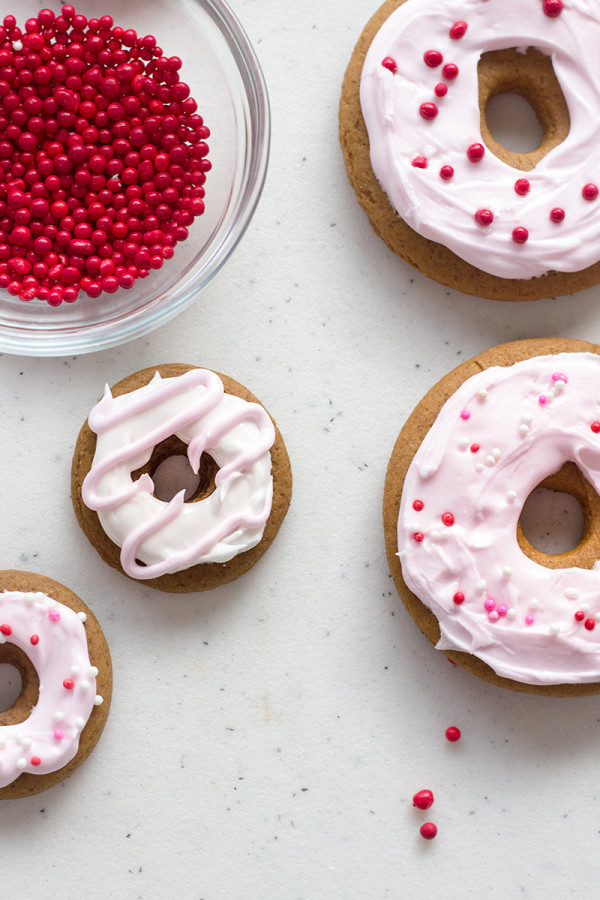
[2,1,600,898]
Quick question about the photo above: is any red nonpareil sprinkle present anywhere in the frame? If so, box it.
[514,178,530,196]
[512,226,529,244]
[453,591,465,605]
[442,512,455,526]
[30,634,39,645]
[467,143,485,163]
[0,7,210,305]
[413,789,434,810]
[434,83,448,98]
[574,611,585,622]
[381,56,397,73]
[585,618,596,631]
[419,102,439,120]
[591,422,600,433]
[475,208,494,227]
[63,678,75,690]
[0,623,12,635]
[439,165,454,180]
[420,822,438,840]
[445,726,461,742]
[424,50,443,68]
[470,443,480,453]
[550,207,565,223]
[31,756,41,766]
[413,499,424,511]
[543,0,563,16]
[413,532,425,542]
[442,63,459,80]
[582,183,599,201]
[449,21,468,39]
[412,156,428,169]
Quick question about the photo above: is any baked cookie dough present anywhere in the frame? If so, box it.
[384,338,600,695]
[71,364,292,592]
[0,570,111,799]
[340,0,600,301]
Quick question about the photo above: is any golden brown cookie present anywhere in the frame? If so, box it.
[0,570,111,799]
[340,0,600,301]
[71,365,292,592]
[384,337,600,696]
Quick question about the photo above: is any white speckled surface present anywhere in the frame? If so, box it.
[2,1,600,898]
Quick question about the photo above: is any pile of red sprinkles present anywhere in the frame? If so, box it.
[0,6,210,306]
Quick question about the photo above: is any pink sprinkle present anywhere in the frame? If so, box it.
[54,729,64,741]
[552,372,567,383]
[460,410,470,420]
[539,395,547,405]
[488,610,500,623]
[48,609,60,622]
[497,604,508,617]
[525,615,534,626]
[484,597,496,611]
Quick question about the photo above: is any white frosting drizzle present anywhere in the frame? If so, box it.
[398,353,600,685]
[0,590,99,788]
[81,369,275,579]
[360,0,600,278]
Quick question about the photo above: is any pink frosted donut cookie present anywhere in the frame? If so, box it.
[340,0,600,300]
[384,338,600,696]
[0,570,111,799]
[71,364,292,593]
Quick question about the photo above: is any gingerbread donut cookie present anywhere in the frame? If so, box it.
[0,570,111,799]
[71,365,292,592]
[384,338,600,696]
[340,0,600,301]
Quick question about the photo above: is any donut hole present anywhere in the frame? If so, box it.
[517,462,600,567]
[0,645,39,724]
[478,48,570,170]
[131,435,219,503]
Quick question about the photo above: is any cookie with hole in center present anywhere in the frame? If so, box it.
[0,569,111,799]
[383,337,600,696]
[71,365,292,592]
[340,0,600,300]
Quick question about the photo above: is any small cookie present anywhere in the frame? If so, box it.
[384,338,600,696]
[340,0,600,300]
[71,365,292,592]
[0,570,111,799]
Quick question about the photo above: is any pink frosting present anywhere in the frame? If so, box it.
[0,590,102,788]
[398,353,600,685]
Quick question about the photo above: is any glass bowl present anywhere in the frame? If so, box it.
[0,0,270,356]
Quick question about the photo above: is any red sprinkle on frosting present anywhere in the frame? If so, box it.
[434,83,448,98]
[453,591,465,605]
[413,499,425,511]
[583,183,599,201]
[412,156,428,169]
[543,0,564,16]
[63,678,75,690]
[419,102,439,120]
[424,50,443,68]
[550,207,565,223]
[585,618,596,631]
[467,143,485,163]
[413,532,425,542]
[449,21,468,39]
[470,443,480,453]
[442,63,459,80]
[0,623,12,635]
[475,208,494,227]
[575,610,585,621]
[591,422,600,433]
[512,226,529,244]
[30,634,39,645]
[442,512,455,526]
[31,756,41,766]
[381,56,397,73]
[439,165,454,180]
[515,179,530,196]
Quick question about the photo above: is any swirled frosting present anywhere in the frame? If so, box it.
[82,369,275,579]
[0,590,101,788]
[360,0,600,278]
[398,352,600,685]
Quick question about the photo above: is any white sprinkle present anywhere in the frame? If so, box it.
[502,567,512,578]
[437,530,449,541]
[24,593,36,605]
[519,424,529,434]
[16,758,26,770]
[411,523,421,534]
[475,463,484,473]
[595,612,600,623]
[507,608,517,620]
[530,599,539,610]
[88,666,98,678]
[71,666,80,676]
[94,695,104,706]
[507,490,517,501]
[581,603,591,613]
[492,448,501,459]
[53,711,64,723]
[75,717,85,731]
[458,437,469,449]
[77,611,87,622]
[476,579,487,592]
[12,40,23,51]
[21,737,32,749]
[564,588,579,600]
[549,623,560,635]
[521,413,533,424]
[80,680,90,691]
[0,635,5,645]
[430,530,440,541]
[477,389,488,400]
[485,455,496,467]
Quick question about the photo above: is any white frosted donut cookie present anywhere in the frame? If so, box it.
[0,570,111,799]
[384,338,600,695]
[72,364,292,593]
